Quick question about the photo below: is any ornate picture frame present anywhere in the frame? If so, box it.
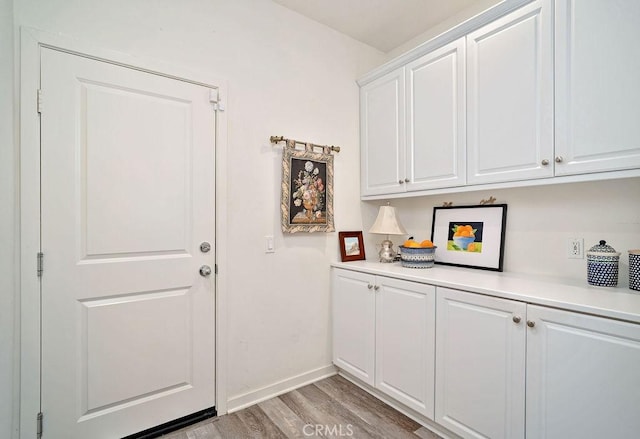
[431,204,507,271]
[281,147,335,233]
[338,231,366,262]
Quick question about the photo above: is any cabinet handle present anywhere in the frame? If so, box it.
[367,284,373,289]
[527,320,535,328]
[541,159,549,166]
[374,285,380,291]
[555,156,564,163]
[513,316,522,324]
[398,180,404,184]
[404,178,410,183]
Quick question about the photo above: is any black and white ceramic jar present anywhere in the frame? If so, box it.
[586,240,621,287]
[629,250,640,291]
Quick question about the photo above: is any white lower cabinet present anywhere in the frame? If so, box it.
[526,305,640,438]
[435,287,526,439]
[435,288,640,439]
[333,269,640,438]
[332,269,436,418]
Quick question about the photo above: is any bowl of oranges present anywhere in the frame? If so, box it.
[452,224,476,251]
[399,238,437,269]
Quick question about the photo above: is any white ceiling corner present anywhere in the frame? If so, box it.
[271,0,481,52]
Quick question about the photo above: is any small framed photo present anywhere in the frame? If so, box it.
[338,231,366,262]
[431,204,507,271]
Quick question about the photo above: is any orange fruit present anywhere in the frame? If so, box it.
[467,243,477,252]
[406,241,421,248]
[419,240,433,248]
[453,232,461,237]
[403,239,415,247]
[460,230,471,237]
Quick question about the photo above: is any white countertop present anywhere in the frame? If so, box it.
[331,260,640,324]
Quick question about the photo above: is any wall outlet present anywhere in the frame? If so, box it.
[567,238,584,259]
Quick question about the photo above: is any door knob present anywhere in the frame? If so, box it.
[527,320,535,328]
[555,156,564,163]
[513,316,522,324]
[541,159,549,166]
[199,265,212,277]
[200,242,211,253]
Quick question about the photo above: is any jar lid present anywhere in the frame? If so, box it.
[587,240,620,256]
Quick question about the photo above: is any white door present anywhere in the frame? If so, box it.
[526,305,640,438]
[360,68,406,197]
[406,38,466,191]
[40,47,216,438]
[375,277,435,418]
[466,0,553,184]
[331,269,376,385]
[435,288,526,439]
[555,0,640,175]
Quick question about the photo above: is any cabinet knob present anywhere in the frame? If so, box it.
[541,159,549,166]
[555,156,564,163]
[374,285,380,291]
[367,284,373,289]
[404,178,410,183]
[527,320,535,328]
[513,316,522,324]
[398,180,404,184]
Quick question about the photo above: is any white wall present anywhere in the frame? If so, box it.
[362,178,640,287]
[8,0,384,426]
[0,0,16,437]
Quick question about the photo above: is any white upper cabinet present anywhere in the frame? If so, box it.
[466,0,553,184]
[360,68,405,197]
[405,38,466,191]
[555,0,640,175]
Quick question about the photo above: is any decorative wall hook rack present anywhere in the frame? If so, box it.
[443,201,453,207]
[480,196,497,205]
[270,135,341,154]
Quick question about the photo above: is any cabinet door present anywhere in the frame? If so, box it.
[360,68,406,196]
[526,305,640,438]
[555,0,640,175]
[405,38,466,191]
[435,288,526,439]
[331,269,376,385]
[467,0,553,184]
[375,277,435,418]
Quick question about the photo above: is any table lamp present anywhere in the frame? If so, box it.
[369,204,407,263]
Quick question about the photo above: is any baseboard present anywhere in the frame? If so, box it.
[227,364,337,413]
[338,370,460,439]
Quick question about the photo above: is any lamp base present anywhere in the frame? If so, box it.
[378,239,397,263]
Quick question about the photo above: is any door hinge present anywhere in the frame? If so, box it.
[37,89,43,114]
[37,412,43,438]
[209,89,225,112]
[214,264,218,275]
[37,252,44,277]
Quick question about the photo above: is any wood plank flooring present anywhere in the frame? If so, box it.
[161,375,442,439]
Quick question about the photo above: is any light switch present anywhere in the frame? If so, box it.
[265,235,275,253]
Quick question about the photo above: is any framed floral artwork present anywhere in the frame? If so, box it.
[338,231,366,262]
[281,146,335,233]
[431,204,507,271]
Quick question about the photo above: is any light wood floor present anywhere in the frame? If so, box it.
[161,374,442,439]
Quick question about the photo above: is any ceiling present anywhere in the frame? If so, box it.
[272,0,480,52]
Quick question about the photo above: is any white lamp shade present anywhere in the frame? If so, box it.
[369,205,407,235]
